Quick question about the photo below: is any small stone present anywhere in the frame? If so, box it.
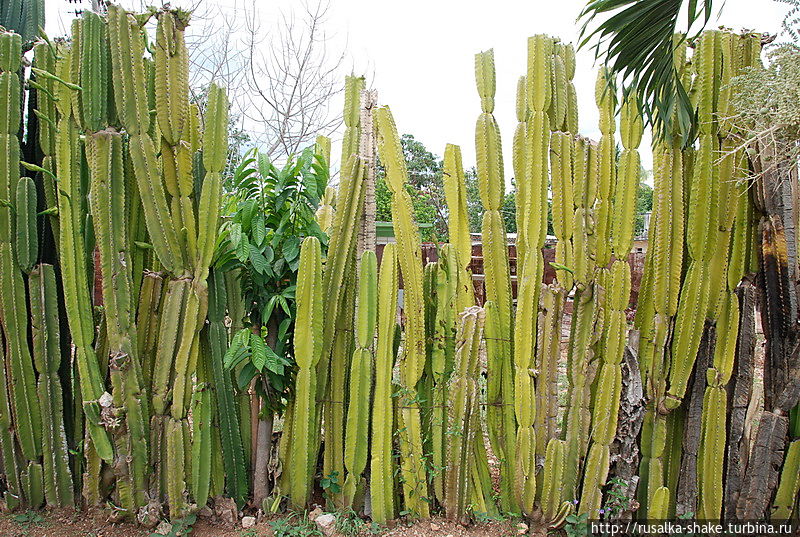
[430,522,441,531]
[98,391,114,407]
[198,506,213,519]
[308,506,324,521]
[315,513,337,536]
[516,522,528,534]
[242,516,256,528]
[155,521,173,535]
[214,496,238,525]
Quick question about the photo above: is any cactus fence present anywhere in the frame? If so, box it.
[0,6,798,534]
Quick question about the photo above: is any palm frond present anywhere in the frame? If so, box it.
[579,0,716,142]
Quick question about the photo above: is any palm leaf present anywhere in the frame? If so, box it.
[579,0,716,142]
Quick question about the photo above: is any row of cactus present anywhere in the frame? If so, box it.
[0,4,236,522]
[3,4,799,527]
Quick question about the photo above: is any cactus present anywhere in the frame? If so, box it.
[29,264,74,507]
[370,244,398,524]
[772,440,800,519]
[375,105,430,517]
[15,176,37,272]
[474,49,517,513]
[533,438,573,531]
[343,251,377,506]
[206,270,249,506]
[443,306,485,522]
[534,286,565,454]
[286,237,323,507]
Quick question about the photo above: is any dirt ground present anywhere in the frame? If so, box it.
[0,509,521,537]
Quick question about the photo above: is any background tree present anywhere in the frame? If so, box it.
[376,134,447,240]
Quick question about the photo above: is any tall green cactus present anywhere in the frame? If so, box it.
[370,244,398,524]
[443,306,485,522]
[206,270,248,506]
[375,105,430,517]
[343,251,377,506]
[286,237,324,508]
[0,31,43,483]
[29,264,74,507]
[87,128,149,512]
[474,48,517,513]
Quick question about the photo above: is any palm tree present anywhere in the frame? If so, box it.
[578,0,716,139]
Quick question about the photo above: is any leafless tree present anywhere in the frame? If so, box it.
[181,0,346,163]
[239,0,345,159]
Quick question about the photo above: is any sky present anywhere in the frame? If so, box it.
[45,0,793,185]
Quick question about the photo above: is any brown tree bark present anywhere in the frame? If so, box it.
[252,316,278,509]
[724,282,757,520]
[676,323,714,519]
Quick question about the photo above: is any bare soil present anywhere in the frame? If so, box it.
[0,510,520,537]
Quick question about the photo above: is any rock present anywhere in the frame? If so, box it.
[308,506,324,521]
[430,522,441,531]
[198,506,214,519]
[154,521,173,535]
[213,496,238,525]
[242,516,257,528]
[516,522,529,535]
[315,513,337,536]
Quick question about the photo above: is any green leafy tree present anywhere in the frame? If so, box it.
[376,134,447,240]
[215,144,329,504]
[635,169,654,236]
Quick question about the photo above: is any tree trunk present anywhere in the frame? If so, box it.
[675,323,714,518]
[252,317,278,509]
[724,281,756,520]
[609,331,646,520]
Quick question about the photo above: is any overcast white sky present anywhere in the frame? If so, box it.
[45,0,791,184]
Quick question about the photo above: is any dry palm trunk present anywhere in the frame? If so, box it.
[736,138,800,519]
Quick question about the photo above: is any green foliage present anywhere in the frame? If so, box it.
[270,513,323,537]
[731,45,800,169]
[578,0,715,141]
[149,514,197,537]
[334,508,365,536]
[320,471,341,495]
[218,145,329,412]
[564,512,589,537]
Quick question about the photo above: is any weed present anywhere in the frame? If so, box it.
[270,512,323,537]
[11,511,45,527]
[602,477,632,518]
[149,514,197,537]
[334,508,365,536]
[563,512,589,537]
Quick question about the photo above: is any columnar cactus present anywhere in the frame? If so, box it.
[343,251,377,506]
[474,48,517,513]
[205,270,248,506]
[370,244,398,524]
[442,144,474,312]
[443,306,485,522]
[0,31,43,506]
[29,264,74,507]
[322,76,366,499]
[287,237,324,507]
[376,105,430,517]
